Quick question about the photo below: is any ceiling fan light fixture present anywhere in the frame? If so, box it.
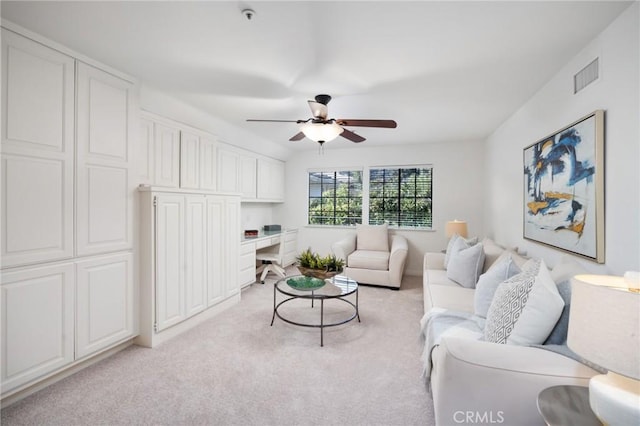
[300,122,344,143]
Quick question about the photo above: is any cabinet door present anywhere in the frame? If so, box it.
[239,242,257,287]
[224,197,241,297]
[1,263,74,393]
[76,62,134,256]
[155,195,185,331]
[239,155,257,200]
[217,148,239,193]
[257,158,285,201]
[180,131,200,189]
[154,123,180,188]
[76,253,135,359]
[138,117,155,184]
[185,196,207,317]
[206,196,225,306]
[1,29,75,267]
[199,137,217,190]
[283,230,298,266]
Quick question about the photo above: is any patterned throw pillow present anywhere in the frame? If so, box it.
[484,259,564,345]
[484,261,540,344]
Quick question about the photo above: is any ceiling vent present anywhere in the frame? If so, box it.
[574,58,599,94]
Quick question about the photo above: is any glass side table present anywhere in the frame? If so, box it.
[537,385,602,426]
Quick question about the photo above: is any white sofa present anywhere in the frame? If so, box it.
[332,224,408,289]
[423,244,599,426]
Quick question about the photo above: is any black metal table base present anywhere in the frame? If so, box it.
[271,285,360,347]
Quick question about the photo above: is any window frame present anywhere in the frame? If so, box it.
[306,165,433,230]
[307,169,364,226]
[368,165,433,229]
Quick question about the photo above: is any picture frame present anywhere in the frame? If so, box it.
[523,110,605,263]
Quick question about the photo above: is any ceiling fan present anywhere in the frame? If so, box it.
[247,94,397,145]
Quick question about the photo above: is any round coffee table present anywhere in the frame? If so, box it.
[271,275,360,346]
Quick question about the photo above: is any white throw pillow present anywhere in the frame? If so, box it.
[484,259,564,345]
[474,253,521,318]
[444,233,479,269]
[356,224,389,251]
[446,238,485,289]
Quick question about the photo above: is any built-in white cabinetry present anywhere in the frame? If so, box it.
[217,147,256,199]
[139,112,218,191]
[206,197,225,306]
[76,61,135,256]
[138,188,241,347]
[76,253,135,359]
[283,229,299,266]
[153,122,181,188]
[180,131,200,189]
[200,137,217,191]
[1,27,138,398]
[185,196,207,317]
[239,155,258,199]
[239,242,257,287]
[257,157,286,202]
[1,29,75,268]
[154,195,186,331]
[217,144,285,202]
[224,197,241,297]
[217,147,240,193]
[1,264,75,393]
[138,118,155,185]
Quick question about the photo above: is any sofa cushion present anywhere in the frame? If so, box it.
[356,224,389,251]
[425,283,476,313]
[446,239,485,289]
[474,253,521,318]
[444,234,478,269]
[485,259,564,345]
[348,250,390,271]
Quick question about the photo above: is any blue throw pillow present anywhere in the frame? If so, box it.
[543,279,572,345]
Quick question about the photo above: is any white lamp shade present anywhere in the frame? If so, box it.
[301,122,343,142]
[445,220,468,238]
[568,274,640,380]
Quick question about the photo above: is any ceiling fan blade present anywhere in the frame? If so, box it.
[289,131,305,141]
[340,128,366,143]
[308,101,328,120]
[336,119,397,128]
[246,119,305,123]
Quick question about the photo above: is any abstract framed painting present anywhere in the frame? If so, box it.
[523,110,605,263]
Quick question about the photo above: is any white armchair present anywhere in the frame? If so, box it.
[331,224,408,289]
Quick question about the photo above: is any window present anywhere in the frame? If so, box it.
[369,167,432,228]
[308,171,362,225]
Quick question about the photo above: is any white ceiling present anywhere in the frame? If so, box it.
[1,1,632,152]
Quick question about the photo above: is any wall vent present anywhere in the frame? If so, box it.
[574,58,599,94]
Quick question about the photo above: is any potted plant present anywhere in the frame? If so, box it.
[296,248,345,279]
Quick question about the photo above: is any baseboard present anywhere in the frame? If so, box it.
[1,339,135,408]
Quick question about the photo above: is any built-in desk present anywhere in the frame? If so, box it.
[239,229,298,287]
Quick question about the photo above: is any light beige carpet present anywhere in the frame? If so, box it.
[1,269,434,425]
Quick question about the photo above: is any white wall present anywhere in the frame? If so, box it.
[484,3,639,275]
[279,141,485,276]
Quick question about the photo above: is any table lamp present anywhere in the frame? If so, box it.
[445,220,467,238]
[567,273,640,425]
